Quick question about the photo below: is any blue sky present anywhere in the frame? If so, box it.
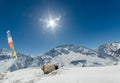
[0,0,120,55]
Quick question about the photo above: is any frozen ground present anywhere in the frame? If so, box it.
[0,64,120,83]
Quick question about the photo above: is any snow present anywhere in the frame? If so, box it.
[2,68,44,83]
[50,51,114,67]
[1,64,120,83]
[0,42,120,83]
[0,59,16,73]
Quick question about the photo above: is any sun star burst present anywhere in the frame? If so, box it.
[47,18,56,29]
[40,15,61,33]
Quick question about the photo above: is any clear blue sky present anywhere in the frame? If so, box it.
[0,0,120,55]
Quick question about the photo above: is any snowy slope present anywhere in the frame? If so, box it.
[1,64,120,83]
[50,51,115,67]
[0,59,16,73]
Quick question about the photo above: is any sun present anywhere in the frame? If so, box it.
[47,18,56,29]
[40,15,61,33]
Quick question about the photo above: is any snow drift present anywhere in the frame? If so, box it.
[1,64,120,83]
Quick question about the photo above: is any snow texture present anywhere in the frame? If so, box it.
[0,64,120,83]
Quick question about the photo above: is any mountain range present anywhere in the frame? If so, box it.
[0,42,120,72]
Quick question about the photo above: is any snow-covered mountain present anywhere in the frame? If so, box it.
[0,42,120,72]
[42,44,118,67]
[96,42,120,59]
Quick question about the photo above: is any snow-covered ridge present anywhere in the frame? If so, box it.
[0,42,120,72]
[96,42,120,59]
